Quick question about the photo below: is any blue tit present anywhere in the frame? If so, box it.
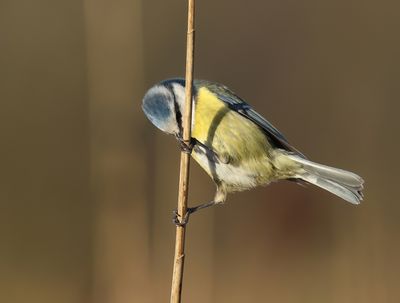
[142,78,364,219]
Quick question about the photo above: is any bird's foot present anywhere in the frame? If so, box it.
[172,201,216,227]
[176,135,196,154]
[172,209,191,227]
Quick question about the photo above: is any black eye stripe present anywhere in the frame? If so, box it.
[170,86,183,135]
[174,98,182,125]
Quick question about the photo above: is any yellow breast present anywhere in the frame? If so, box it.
[192,87,269,159]
[191,87,275,189]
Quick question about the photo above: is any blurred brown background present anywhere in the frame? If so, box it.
[1,0,399,302]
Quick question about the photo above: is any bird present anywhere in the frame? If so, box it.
[142,78,364,224]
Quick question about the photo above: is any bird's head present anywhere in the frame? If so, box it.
[142,79,187,136]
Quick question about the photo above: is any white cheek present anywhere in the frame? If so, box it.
[191,99,195,128]
[172,83,196,128]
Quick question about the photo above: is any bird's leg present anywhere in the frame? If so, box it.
[173,201,217,227]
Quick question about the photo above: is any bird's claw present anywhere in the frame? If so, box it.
[172,201,217,227]
[172,209,193,227]
[180,141,193,154]
[176,135,196,154]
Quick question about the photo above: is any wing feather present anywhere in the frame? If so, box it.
[196,80,305,158]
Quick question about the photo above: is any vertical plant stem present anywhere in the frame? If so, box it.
[170,0,195,303]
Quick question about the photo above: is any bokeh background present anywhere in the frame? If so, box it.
[1,0,399,302]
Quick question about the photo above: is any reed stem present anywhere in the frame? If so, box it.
[170,1,195,302]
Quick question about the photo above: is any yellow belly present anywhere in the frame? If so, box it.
[191,87,275,190]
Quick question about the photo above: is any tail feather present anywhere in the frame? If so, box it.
[287,154,364,205]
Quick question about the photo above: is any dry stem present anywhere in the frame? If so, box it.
[170,1,195,302]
